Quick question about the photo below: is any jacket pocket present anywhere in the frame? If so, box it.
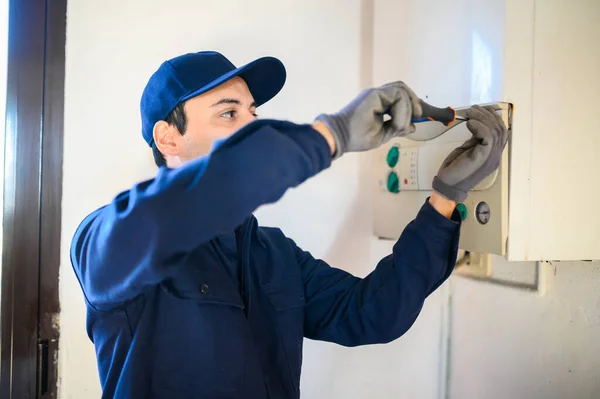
[154,269,248,396]
[162,267,244,309]
[262,280,305,392]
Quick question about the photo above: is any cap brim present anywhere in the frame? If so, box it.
[181,56,286,107]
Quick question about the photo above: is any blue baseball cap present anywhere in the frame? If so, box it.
[140,51,286,147]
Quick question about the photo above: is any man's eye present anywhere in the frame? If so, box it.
[221,110,235,119]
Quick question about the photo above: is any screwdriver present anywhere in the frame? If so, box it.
[411,99,467,126]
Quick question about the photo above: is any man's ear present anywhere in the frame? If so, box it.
[153,120,178,156]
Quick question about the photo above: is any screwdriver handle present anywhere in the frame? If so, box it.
[411,100,457,126]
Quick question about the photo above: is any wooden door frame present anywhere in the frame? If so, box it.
[1,0,66,397]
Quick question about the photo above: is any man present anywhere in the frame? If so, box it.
[71,51,507,398]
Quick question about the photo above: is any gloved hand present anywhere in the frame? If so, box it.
[432,105,509,203]
[315,81,422,159]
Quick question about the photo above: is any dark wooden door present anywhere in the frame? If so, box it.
[0,0,66,398]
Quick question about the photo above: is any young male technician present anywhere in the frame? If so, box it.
[71,51,507,398]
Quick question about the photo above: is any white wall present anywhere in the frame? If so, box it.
[449,261,600,399]
[60,1,446,398]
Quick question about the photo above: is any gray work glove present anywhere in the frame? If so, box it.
[315,82,423,159]
[432,105,509,203]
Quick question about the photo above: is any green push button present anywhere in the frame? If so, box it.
[457,203,467,221]
[387,171,400,193]
[386,146,399,168]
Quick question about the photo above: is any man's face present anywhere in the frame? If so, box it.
[154,76,257,167]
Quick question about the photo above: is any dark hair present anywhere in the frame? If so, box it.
[152,102,187,167]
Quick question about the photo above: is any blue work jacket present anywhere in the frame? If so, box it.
[71,120,461,398]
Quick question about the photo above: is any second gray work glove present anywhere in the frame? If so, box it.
[315,82,423,159]
[432,105,509,203]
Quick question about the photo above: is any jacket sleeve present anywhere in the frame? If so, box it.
[296,199,461,346]
[71,120,331,310]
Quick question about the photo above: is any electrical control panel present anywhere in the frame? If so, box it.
[376,142,498,194]
[372,103,511,256]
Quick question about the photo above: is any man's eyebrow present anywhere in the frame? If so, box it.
[211,98,241,107]
[210,98,258,108]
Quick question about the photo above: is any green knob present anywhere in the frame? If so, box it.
[457,203,467,221]
[386,146,399,168]
[387,171,400,193]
